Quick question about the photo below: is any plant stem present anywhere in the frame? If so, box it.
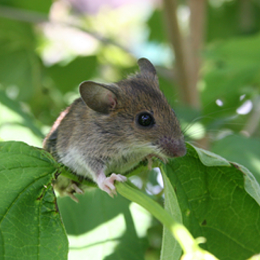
[116,180,218,259]
[242,96,260,136]
[60,159,218,259]
[189,0,206,109]
[162,0,191,105]
[116,181,195,252]
[0,6,132,54]
[0,6,47,23]
[162,0,205,110]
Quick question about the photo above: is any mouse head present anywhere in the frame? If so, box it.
[79,58,186,159]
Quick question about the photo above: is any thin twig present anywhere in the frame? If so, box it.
[0,6,132,55]
[242,96,260,136]
[0,6,48,23]
[162,0,191,104]
[188,0,208,148]
[188,0,206,109]
[162,0,205,109]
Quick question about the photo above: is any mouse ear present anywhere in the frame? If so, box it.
[79,81,119,114]
[138,58,159,84]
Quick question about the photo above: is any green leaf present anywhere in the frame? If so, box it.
[248,254,260,260]
[201,34,260,129]
[207,1,240,42]
[192,145,231,167]
[0,90,44,138]
[60,161,218,259]
[116,180,218,260]
[0,141,68,260]
[0,18,43,101]
[57,188,151,260]
[147,9,167,43]
[165,143,260,260]
[211,135,260,184]
[160,169,182,260]
[0,0,52,13]
[46,56,98,94]
[207,1,260,42]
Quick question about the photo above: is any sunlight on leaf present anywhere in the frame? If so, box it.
[0,141,68,260]
[165,143,260,260]
[58,188,151,260]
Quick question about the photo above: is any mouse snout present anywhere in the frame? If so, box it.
[158,136,186,158]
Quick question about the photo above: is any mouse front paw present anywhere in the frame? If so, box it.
[98,173,127,197]
[53,176,84,203]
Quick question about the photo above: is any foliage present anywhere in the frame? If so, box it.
[1,141,260,260]
[0,141,68,260]
[0,0,260,259]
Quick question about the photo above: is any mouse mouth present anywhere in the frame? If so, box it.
[142,153,168,171]
[145,153,168,164]
[156,137,187,158]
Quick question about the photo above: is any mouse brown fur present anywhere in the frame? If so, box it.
[43,58,186,199]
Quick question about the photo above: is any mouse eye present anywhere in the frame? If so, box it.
[136,112,155,128]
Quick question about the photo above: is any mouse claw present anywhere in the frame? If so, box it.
[97,173,127,197]
[71,183,84,194]
[108,191,115,198]
[65,182,84,202]
[67,192,79,203]
[111,188,118,197]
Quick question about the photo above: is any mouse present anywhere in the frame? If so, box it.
[43,58,186,201]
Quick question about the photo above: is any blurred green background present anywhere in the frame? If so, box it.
[0,0,260,259]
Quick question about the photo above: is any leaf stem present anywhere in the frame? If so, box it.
[59,158,218,259]
[0,6,132,55]
[116,180,196,254]
[116,169,218,260]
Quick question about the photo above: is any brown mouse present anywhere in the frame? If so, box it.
[43,58,186,200]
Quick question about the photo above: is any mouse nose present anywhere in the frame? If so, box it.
[174,142,187,157]
[159,137,186,158]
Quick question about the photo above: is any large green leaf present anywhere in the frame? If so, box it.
[116,179,218,260]
[0,0,52,13]
[0,18,43,101]
[160,171,182,260]
[206,1,260,42]
[164,143,260,260]
[0,141,68,260]
[206,1,240,42]
[46,56,98,94]
[57,188,151,260]
[147,9,167,43]
[0,90,44,138]
[211,135,260,185]
[201,34,260,129]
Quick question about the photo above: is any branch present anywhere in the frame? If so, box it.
[239,0,254,33]
[242,96,260,136]
[162,0,191,105]
[116,167,219,260]
[0,6,48,23]
[162,0,206,110]
[188,0,209,149]
[188,0,206,108]
[0,6,132,55]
